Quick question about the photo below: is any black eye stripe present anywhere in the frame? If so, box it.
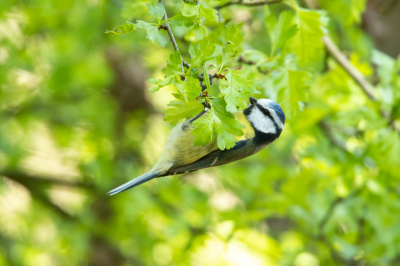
[256,104,270,116]
[261,108,270,116]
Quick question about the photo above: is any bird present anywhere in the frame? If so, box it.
[107,97,285,195]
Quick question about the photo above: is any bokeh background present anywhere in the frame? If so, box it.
[1,0,400,265]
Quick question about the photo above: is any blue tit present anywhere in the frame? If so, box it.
[108,97,285,195]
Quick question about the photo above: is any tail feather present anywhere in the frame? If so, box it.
[107,172,158,196]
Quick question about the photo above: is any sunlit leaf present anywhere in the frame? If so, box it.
[192,24,208,40]
[146,0,166,23]
[265,11,298,56]
[148,75,176,92]
[174,76,202,102]
[290,8,328,66]
[136,20,168,47]
[164,94,203,125]
[220,71,260,113]
[189,40,215,67]
[105,21,137,35]
[192,108,222,146]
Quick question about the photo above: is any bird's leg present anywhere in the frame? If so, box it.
[181,107,209,130]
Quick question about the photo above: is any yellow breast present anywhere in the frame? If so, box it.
[234,112,255,140]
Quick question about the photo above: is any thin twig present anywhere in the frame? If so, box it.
[215,0,282,10]
[159,0,190,71]
[322,36,378,102]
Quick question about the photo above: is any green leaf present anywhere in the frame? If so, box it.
[220,24,244,60]
[189,40,215,67]
[200,5,218,23]
[217,131,237,150]
[174,76,202,102]
[213,98,245,149]
[105,21,137,35]
[192,108,222,146]
[265,11,298,56]
[181,2,200,17]
[136,20,168,47]
[146,0,165,23]
[181,2,218,23]
[168,13,195,27]
[187,68,199,79]
[319,0,366,26]
[220,71,260,113]
[167,51,183,75]
[164,94,203,125]
[192,24,208,40]
[148,75,176,92]
[273,67,311,117]
[191,98,245,149]
[220,24,243,46]
[290,9,328,66]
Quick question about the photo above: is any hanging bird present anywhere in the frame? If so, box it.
[108,97,285,195]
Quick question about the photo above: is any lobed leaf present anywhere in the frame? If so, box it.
[105,21,137,35]
[192,108,222,146]
[148,75,176,92]
[168,13,195,27]
[146,0,166,23]
[220,24,244,60]
[274,66,311,117]
[220,71,260,113]
[290,8,328,66]
[189,40,215,67]
[164,95,204,125]
[181,3,218,23]
[167,51,183,75]
[265,11,298,56]
[192,24,208,41]
[136,20,168,47]
[174,76,202,102]
[181,2,200,17]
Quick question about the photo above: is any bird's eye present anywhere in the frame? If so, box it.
[261,108,270,116]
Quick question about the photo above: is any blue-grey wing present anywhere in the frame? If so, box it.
[161,139,256,176]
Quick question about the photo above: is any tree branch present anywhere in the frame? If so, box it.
[302,0,400,135]
[322,36,378,102]
[159,0,190,71]
[2,170,91,188]
[215,0,282,10]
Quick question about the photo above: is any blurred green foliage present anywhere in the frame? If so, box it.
[1,0,400,265]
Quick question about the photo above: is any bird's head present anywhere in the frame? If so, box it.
[244,97,285,135]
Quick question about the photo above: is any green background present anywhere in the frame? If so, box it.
[1,0,400,265]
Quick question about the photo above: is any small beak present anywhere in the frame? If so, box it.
[249,97,257,106]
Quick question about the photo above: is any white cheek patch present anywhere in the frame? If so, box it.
[247,108,276,134]
[257,99,284,130]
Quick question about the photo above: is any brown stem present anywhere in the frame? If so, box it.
[159,0,190,71]
[322,36,378,101]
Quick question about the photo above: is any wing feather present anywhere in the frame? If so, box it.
[162,139,256,176]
